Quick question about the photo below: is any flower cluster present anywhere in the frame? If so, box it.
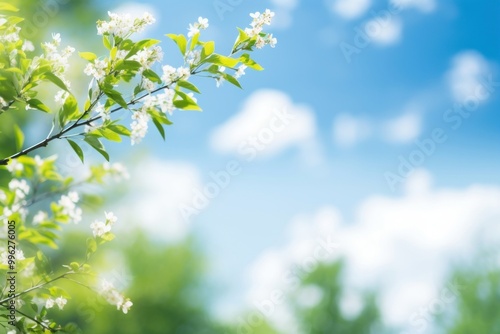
[40,33,76,105]
[45,296,67,310]
[245,9,277,49]
[90,211,117,237]
[83,58,108,81]
[0,248,25,265]
[0,16,21,44]
[6,159,23,174]
[161,65,190,85]
[2,179,30,218]
[97,11,156,38]
[58,192,82,224]
[99,279,133,314]
[131,45,163,71]
[130,109,151,145]
[187,17,209,38]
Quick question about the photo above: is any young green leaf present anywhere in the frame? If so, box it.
[79,52,98,62]
[27,99,51,113]
[43,72,69,91]
[239,53,264,71]
[152,117,166,140]
[201,41,215,60]
[176,80,201,94]
[166,34,187,55]
[84,136,110,161]
[13,124,24,150]
[67,139,84,163]
[143,69,162,83]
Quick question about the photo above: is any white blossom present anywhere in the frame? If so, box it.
[33,211,48,225]
[98,279,133,313]
[141,78,156,92]
[9,179,30,199]
[244,9,277,48]
[55,296,67,310]
[187,17,209,38]
[119,299,133,314]
[45,298,55,309]
[54,90,69,105]
[130,110,150,145]
[6,160,23,173]
[1,248,25,265]
[22,40,34,52]
[84,59,108,81]
[105,211,118,225]
[161,65,177,85]
[95,103,110,121]
[234,65,247,79]
[58,192,82,224]
[156,88,176,115]
[97,11,156,38]
[90,220,111,237]
[176,66,190,80]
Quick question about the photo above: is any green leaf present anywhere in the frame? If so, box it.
[13,124,24,150]
[84,136,109,161]
[67,139,84,163]
[222,73,242,89]
[58,95,79,127]
[125,39,160,59]
[98,128,122,142]
[0,2,18,11]
[239,53,264,71]
[201,41,215,60]
[176,80,201,94]
[204,54,239,68]
[43,72,69,91]
[102,88,128,109]
[174,91,202,111]
[108,124,131,136]
[233,28,250,51]
[110,46,118,60]
[190,32,200,51]
[152,117,165,140]
[69,262,80,272]
[166,34,187,55]
[143,69,162,83]
[79,52,97,62]
[27,99,51,113]
[114,60,142,72]
[103,36,112,50]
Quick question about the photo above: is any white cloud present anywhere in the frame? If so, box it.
[333,113,372,148]
[327,0,372,19]
[117,159,202,242]
[391,0,436,13]
[210,89,319,162]
[365,17,403,45]
[244,170,500,329]
[446,51,492,104]
[382,111,422,143]
[270,0,300,29]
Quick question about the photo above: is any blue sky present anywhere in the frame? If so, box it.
[68,0,500,331]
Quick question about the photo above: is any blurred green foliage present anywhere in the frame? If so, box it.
[292,262,381,333]
[50,231,230,333]
[436,251,500,333]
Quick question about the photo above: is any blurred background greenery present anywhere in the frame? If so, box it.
[1,1,499,333]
